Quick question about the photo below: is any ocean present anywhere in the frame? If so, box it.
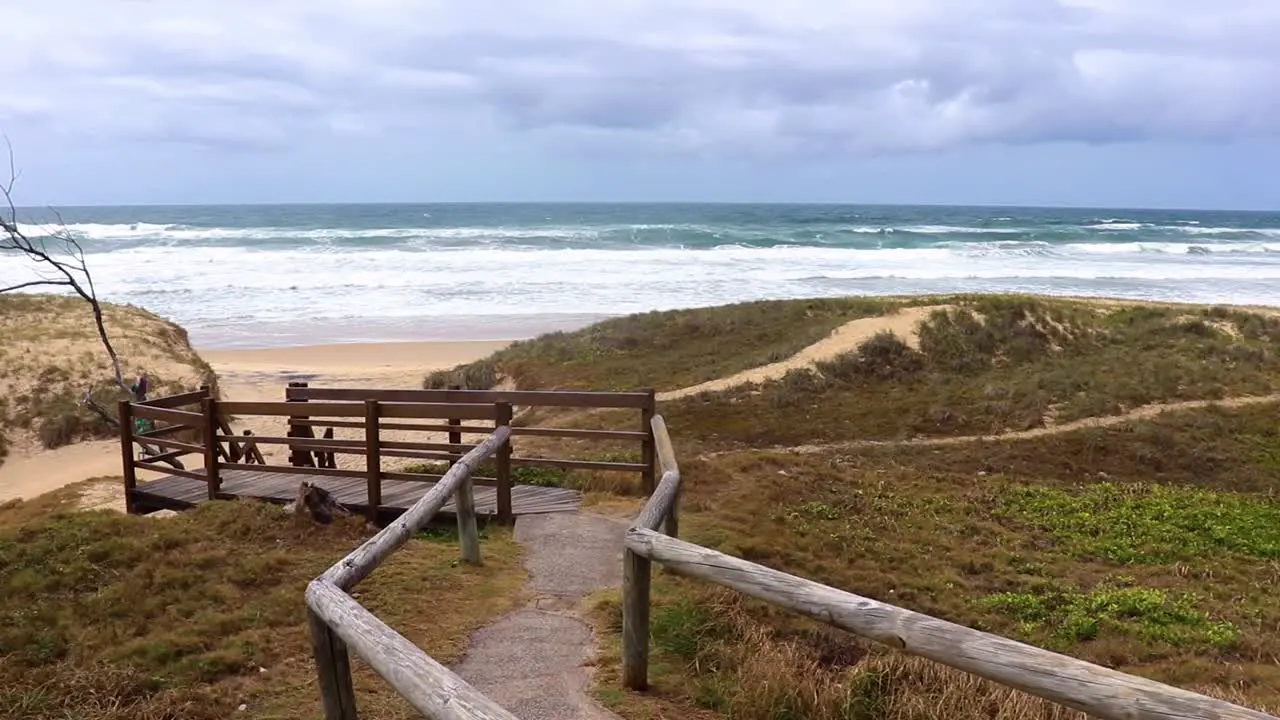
[3,203,1279,349]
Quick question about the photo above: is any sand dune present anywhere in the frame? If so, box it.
[658,305,949,401]
[0,340,509,505]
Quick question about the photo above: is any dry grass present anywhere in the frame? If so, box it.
[425,297,909,391]
[0,493,525,719]
[666,297,1280,449]
[587,404,1280,718]
[0,294,216,459]
[434,294,1280,718]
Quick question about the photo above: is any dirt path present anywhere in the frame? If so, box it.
[454,512,625,720]
[657,305,949,401]
[784,393,1280,454]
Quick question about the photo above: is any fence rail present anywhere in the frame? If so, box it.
[620,416,1276,720]
[305,428,520,720]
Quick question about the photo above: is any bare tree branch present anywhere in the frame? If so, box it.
[1,138,129,395]
[1,140,183,469]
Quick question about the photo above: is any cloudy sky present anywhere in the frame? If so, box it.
[3,1,1279,209]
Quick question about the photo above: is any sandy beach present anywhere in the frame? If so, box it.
[0,340,510,504]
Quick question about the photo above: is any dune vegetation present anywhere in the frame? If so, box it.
[427,294,1280,719]
[0,294,216,462]
[0,485,525,720]
[3,293,1280,719]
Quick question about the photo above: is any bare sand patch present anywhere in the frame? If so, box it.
[658,305,950,401]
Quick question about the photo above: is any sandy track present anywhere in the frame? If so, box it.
[781,393,1280,454]
[454,512,624,720]
[657,305,949,401]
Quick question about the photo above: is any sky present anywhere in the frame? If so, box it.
[3,0,1280,209]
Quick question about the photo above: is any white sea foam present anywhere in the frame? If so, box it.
[6,222,1280,348]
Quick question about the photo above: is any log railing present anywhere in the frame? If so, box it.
[305,428,521,720]
[621,415,1276,720]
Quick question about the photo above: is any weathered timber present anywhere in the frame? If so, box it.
[318,427,338,469]
[494,403,513,524]
[508,456,648,473]
[139,389,210,408]
[512,426,647,440]
[241,430,266,464]
[307,606,358,720]
[219,462,367,480]
[640,388,656,493]
[134,461,206,481]
[633,470,680,533]
[286,384,318,468]
[137,423,198,438]
[220,400,500,420]
[621,547,652,690]
[289,385,654,409]
[118,401,137,514]
[290,419,494,435]
[651,415,679,538]
[306,581,518,720]
[624,527,1275,720]
[321,427,511,591]
[201,398,220,499]
[132,404,204,425]
[137,435,204,455]
[455,474,481,565]
[292,482,350,524]
[365,400,381,521]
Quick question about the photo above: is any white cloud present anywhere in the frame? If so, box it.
[3,0,1279,154]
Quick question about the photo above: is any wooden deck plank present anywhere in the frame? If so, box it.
[131,468,580,519]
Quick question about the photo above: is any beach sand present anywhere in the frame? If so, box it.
[0,340,509,505]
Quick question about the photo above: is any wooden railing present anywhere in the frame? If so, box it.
[119,388,524,522]
[284,383,660,491]
[621,416,1276,720]
[305,428,521,720]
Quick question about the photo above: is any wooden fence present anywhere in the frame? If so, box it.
[301,412,1277,718]
[120,385,657,524]
[620,417,1277,720]
[283,383,659,491]
[305,428,521,720]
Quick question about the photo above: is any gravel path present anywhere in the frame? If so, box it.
[454,512,626,720]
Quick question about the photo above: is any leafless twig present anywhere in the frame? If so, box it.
[0,140,183,468]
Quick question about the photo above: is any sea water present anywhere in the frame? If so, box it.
[3,203,1279,348]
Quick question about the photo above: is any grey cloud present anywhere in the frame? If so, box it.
[4,1,1280,154]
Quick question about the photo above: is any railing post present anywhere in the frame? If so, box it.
[287,381,316,468]
[365,400,381,522]
[455,471,481,565]
[307,606,358,720]
[494,402,513,524]
[118,400,138,514]
[447,384,463,465]
[201,397,220,500]
[640,389,656,494]
[664,492,679,539]
[622,547,652,690]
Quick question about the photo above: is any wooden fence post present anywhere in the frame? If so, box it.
[495,402,513,524]
[622,547,652,690]
[455,473,481,565]
[447,384,463,464]
[118,400,138,514]
[287,381,316,468]
[307,607,358,720]
[365,400,381,522]
[201,397,220,500]
[640,389,656,494]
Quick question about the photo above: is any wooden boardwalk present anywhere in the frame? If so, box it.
[131,468,581,520]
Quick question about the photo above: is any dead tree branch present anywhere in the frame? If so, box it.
[1,140,182,468]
